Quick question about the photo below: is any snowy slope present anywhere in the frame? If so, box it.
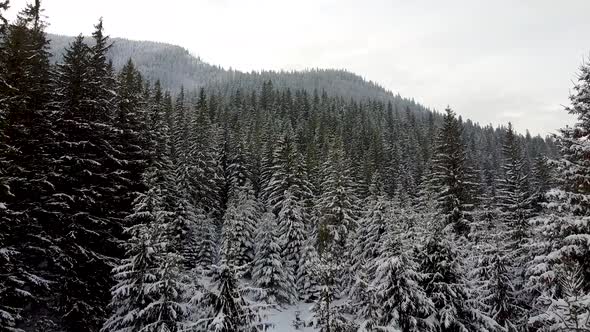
[265,303,316,331]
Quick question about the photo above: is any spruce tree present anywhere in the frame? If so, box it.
[487,253,524,331]
[350,173,389,275]
[297,239,320,302]
[170,161,204,270]
[427,107,475,236]
[496,123,534,250]
[418,230,499,332]
[252,212,296,305]
[278,187,307,294]
[265,127,312,215]
[0,1,55,328]
[316,139,359,254]
[49,22,124,330]
[471,203,529,332]
[102,168,168,332]
[111,58,149,222]
[311,252,355,332]
[530,264,590,331]
[139,243,190,332]
[221,180,259,270]
[189,88,222,268]
[370,232,434,331]
[527,59,590,330]
[207,261,268,332]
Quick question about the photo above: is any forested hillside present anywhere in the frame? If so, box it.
[2,2,588,332]
[48,34,427,106]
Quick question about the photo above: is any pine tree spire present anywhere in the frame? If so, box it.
[427,107,476,236]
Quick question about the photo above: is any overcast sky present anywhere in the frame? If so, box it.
[7,0,589,135]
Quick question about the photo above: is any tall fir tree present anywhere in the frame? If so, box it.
[311,252,355,332]
[350,173,389,275]
[277,187,307,296]
[207,261,268,332]
[252,212,296,305]
[297,239,320,302]
[264,127,312,215]
[316,138,359,255]
[527,59,590,330]
[417,229,500,332]
[48,21,125,330]
[111,59,149,222]
[170,160,204,270]
[427,107,476,236]
[102,168,170,332]
[368,231,434,332]
[221,180,259,271]
[496,123,535,251]
[0,1,56,329]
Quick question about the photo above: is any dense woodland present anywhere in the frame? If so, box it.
[1,2,589,332]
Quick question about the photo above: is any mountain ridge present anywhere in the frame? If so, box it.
[48,34,429,115]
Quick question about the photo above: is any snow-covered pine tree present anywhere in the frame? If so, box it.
[530,264,590,331]
[369,229,434,331]
[111,59,150,222]
[169,86,188,165]
[496,122,535,252]
[527,58,590,330]
[489,254,528,331]
[166,87,213,271]
[221,179,259,271]
[145,81,175,208]
[470,199,526,330]
[170,161,204,270]
[184,88,223,271]
[264,125,313,215]
[259,123,313,299]
[252,212,296,305]
[48,20,128,330]
[102,168,168,332]
[0,1,55,329]
[315,138,360,296]
[346,268,379,331]
[417,228,500,332]
[104,75,193,332]
[297,239,320,302]
[396,123,421,201]
[311,252,356,332]
[226,138,253,196]
[139,240,190,332]
[531,156,553,197]
[350,172,389,275]
[103,224,152,332]
[346,173,391,322]
[470,205,527,332]
[427,107,476,236]
[195,212,217,271]
[316,138,359,255]
[207,261,269,332]
[485,123,536,328]
[258,124,277,201]
[189,87,224,219]
[277,187,307,294]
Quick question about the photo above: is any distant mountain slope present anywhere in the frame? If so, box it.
[48,34,421,110]
[49,34,227,92]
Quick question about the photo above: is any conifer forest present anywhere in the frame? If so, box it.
[1,1,589,331]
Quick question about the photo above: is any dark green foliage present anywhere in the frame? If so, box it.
[0,2,57,329]
[426,107,476,236]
